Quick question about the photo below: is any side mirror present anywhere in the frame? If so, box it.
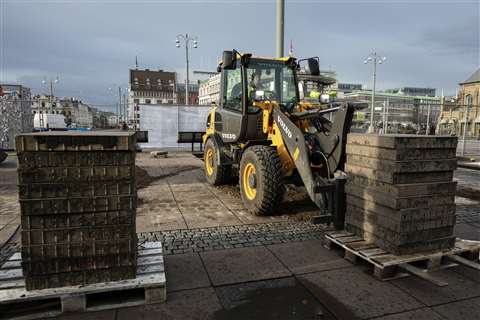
[308,58,320,76]
[222,51,236,70]
[254,90,265,101]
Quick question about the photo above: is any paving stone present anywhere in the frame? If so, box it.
[200,246,291,286]
[267,240,351,274]
[451,265,480,284]
[392,269,480,306]
[298,267,423,319]
[346,154,457,173]
[136,214,187,232]
[116,287,222,320]
[0,224,18,246]
[346,144,456,161]
[373,307,444,320]
[432,297,480,320]
[346,134,457,149]
[165,253,210,292]
[454,223,480,240]
[183,211,242,229]
[345,164,453,184]
[214,277,327,320]
[57,310,116,320]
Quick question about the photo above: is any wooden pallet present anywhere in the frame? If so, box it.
[324,231,480,286]
[0,241,166,320]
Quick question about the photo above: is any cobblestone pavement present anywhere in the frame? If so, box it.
[138,221,330,255]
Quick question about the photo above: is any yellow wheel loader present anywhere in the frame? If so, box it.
[203,50,357,224]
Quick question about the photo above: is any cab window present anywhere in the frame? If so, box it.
[223,67,242,113]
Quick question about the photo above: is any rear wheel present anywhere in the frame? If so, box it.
[204,138,231,186]
[239,146,284,216]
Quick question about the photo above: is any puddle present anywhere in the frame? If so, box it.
[213,278,336,320]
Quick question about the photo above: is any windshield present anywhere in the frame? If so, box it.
[246,59,298,108]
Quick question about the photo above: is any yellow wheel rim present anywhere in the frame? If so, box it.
[205,148,214,176]
[242,163,257,200]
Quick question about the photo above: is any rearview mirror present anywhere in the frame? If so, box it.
[308,58,320,76]
[222,50,236,70]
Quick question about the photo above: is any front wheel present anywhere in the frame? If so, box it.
[204,138,231,186]
[239,146,285,216]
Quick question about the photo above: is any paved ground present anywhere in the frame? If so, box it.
[0,152,479,320]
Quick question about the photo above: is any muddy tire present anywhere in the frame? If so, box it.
[239,146,284,216]
[204,139,231,186]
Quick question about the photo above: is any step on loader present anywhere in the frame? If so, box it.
[203,50,360,227]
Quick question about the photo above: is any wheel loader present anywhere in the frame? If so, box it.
[203,50,357,222]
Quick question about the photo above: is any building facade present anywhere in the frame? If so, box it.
[386,87,436,97]
[0,84,33,149]
[128,69,177,127]
[344,90,441,134]
[437,69,480,138]
[198,73,221,105]
[176,83,199,105]
[31,96,94,128]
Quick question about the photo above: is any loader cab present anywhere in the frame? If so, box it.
[215,50,300,144]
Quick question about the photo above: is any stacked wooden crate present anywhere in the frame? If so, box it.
[16,132,138,290]
[344,134,458,255]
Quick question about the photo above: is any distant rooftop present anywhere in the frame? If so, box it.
[460,68,480,85]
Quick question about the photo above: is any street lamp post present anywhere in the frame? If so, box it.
[41,77,59,114]
[364,52,386,134]
[176,33,198,105]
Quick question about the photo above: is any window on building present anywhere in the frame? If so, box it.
[41,102,45,107]
[145,99,151,104]
[466,94,473,107]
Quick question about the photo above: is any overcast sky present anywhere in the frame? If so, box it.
[1,0,479,112]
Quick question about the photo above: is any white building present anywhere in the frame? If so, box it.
[198,73,220,105]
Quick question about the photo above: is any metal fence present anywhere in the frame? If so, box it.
[138,104,210,150]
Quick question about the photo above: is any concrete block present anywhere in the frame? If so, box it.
[21,238,137,260]
[346,144,456,161]
[345,164,453,184]
[346,204,456,233]
[17,151,135,169]
[345,224,455,255]
[345,184,455,210]
[346,154,457,173]
[18,165,135,184]
[346,195,456,221]
[21,211,136,230]
[15,131,136,153]
[18,181,135,199]
[346,174,457,197]
[347,134,458,149]
[19,195,137,215]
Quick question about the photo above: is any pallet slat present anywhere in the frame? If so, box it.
[0,242,166,320]
[325,233,480,284]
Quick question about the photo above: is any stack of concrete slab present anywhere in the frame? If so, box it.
[344,134,458,255]
[16,132,138,290]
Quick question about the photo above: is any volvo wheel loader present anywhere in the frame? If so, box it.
[203,50,357,221]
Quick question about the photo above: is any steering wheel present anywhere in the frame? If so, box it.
[262,90,277,101]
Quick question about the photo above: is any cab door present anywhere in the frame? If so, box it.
[216,64,244,143]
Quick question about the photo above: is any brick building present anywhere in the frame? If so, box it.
[128,69,177,127]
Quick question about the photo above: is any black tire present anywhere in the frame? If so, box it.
[239,146,285,216]
[204,138,231,186]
